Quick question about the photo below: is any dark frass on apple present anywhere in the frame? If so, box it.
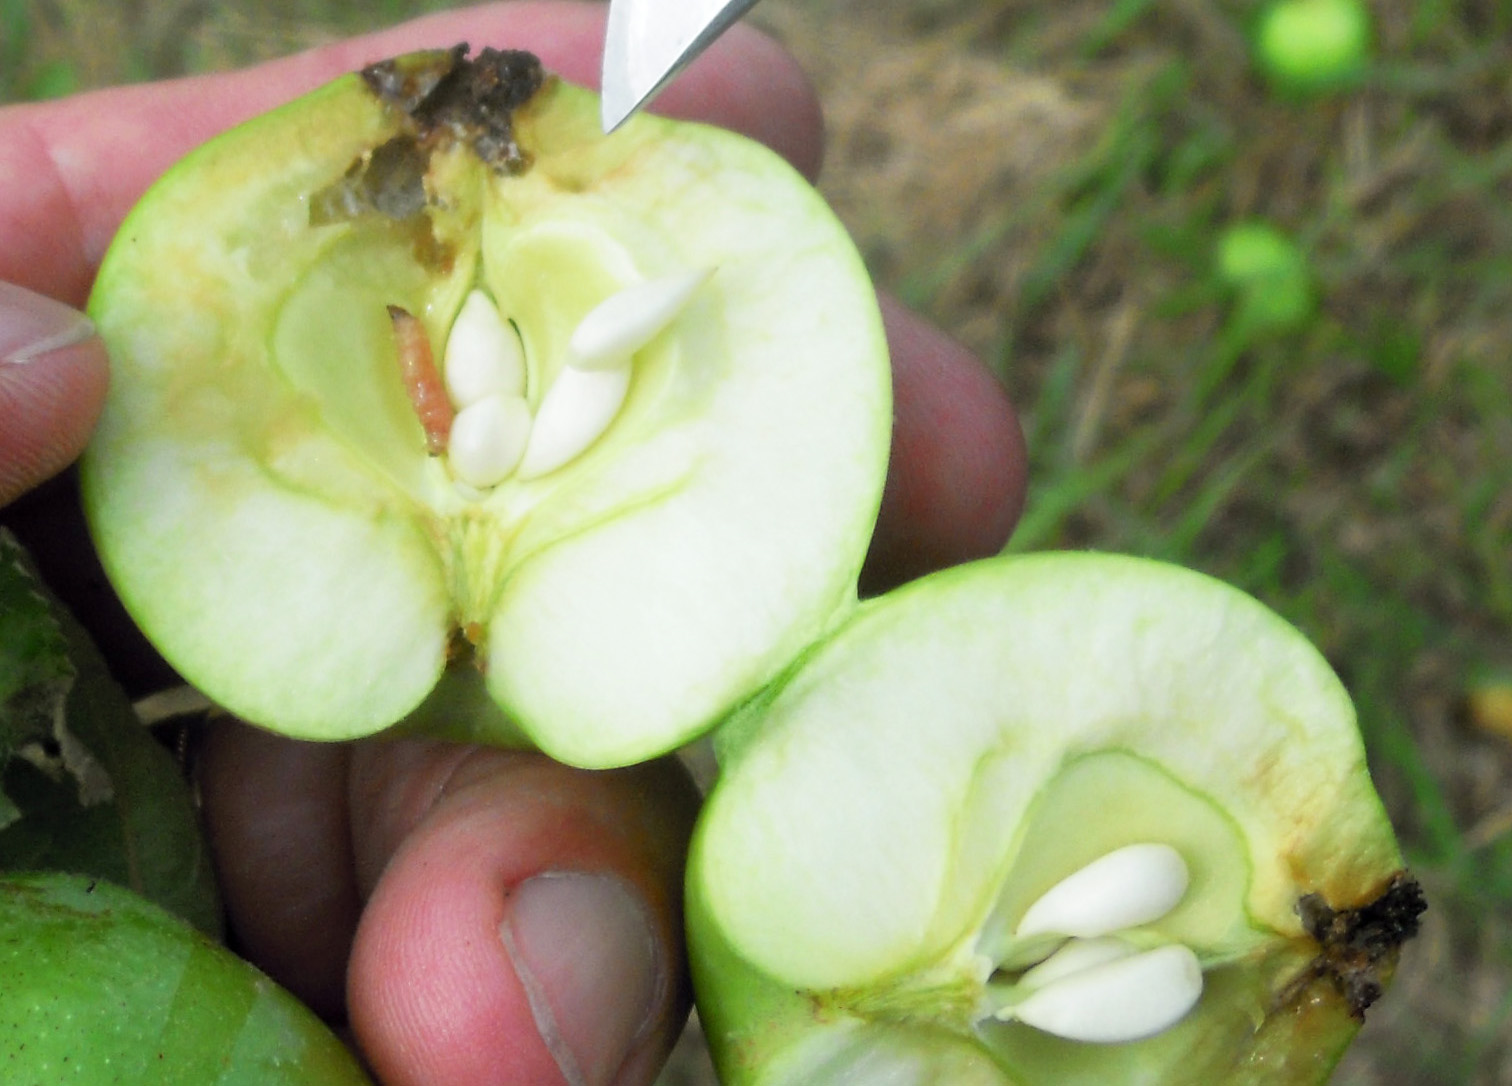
[78,45,1421,1084]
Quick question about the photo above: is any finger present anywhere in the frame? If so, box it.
[0,1,822,306]
[0,282,108,507]
[346,740,699,1086]
[197,720,362,1022]
[861,293,1028,595]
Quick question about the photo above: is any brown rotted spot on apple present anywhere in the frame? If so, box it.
[310,46,545,266]
[1293,872,1426,1018]
[306,135,455,269]
[309,135,431,224]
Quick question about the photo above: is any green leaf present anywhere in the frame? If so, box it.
[0,529,221,935]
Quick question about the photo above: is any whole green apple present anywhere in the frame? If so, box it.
[82,47,889,769]
[1255,0,1372,95]
[1216,221,1313,334]
[0,871,372,1084]
[688,552,1421,1084]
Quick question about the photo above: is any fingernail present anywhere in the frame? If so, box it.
[0,281,97,365]
[501,872,662,1086]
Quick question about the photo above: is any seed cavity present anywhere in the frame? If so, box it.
[1015,843,1190,940]
[444,290,526,408]
[566,267,713,372]
[414,270,709,491]
[979,843,1202,1046]
[1002,943,1203,1043]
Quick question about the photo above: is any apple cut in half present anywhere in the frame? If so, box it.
[688,552,1422,1085]
[82,47,889,768]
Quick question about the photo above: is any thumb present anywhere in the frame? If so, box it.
[345,742,699,1086]
[0,282,107,507]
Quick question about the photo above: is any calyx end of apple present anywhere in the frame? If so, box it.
[1291,871,1425,1020]
[360,44,546,175]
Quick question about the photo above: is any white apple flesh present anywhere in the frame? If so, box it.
[688,552,1416,1084]
[81,49,890,768]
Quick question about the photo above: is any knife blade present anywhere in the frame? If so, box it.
[600,0,764,132]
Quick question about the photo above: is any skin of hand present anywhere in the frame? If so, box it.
[0,4,1028,1084]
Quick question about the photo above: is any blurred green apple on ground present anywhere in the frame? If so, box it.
[1216,220,1314,335]
[1255,0,1372,96]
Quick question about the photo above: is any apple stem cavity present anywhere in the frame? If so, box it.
[389,304,454,455]
[994,943,1204,1044]
[566,267,713,372]
[1014,842,1191,940]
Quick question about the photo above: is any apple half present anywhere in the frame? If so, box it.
[82,47,889,768]
[688,552,1421,1084]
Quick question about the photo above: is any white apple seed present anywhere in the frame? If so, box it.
[444,289,527,408]
[1015,936,1139,992]
[447,393,533,488]
[516,364,632,479]
[566,267,713,372]
[1015,842,1190,940]
[1007,943,1203,1043]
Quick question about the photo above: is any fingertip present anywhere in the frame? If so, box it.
[650,22,826,181]
[198,722,360,1022]
[0,283,107,507]
[862,294,1027,595]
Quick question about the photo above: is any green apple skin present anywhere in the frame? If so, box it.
[0,871,372,1085]
[1255,0,1371,96]
[81,49,889,769]
[688,552,1415,1085]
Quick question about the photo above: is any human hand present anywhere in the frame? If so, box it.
[0,4,1026,1084]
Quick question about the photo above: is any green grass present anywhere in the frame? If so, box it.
[4,0,1510,1081]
